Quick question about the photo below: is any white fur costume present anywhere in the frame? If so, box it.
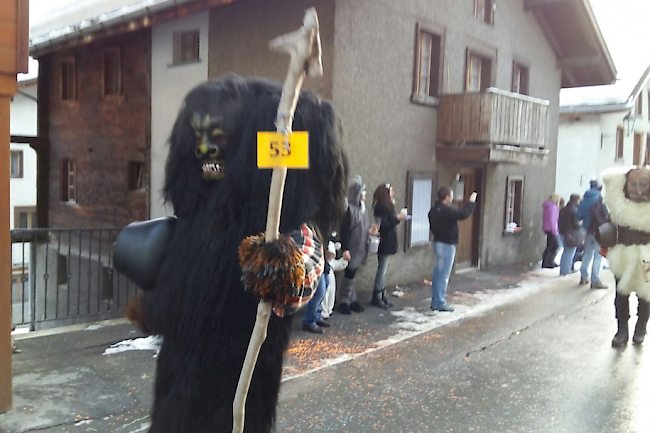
[602,167,650,301]
[320,241,348,319]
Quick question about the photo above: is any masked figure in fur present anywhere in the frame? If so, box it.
[117,76,348,432]
[598,167,650,347]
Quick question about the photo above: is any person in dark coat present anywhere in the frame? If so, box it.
[370,183,407,309]
[338,176,377,314]
[558,194,582,276]
[428,186,477,312]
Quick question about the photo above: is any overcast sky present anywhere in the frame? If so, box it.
[26,0,650,82]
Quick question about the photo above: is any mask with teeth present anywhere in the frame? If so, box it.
[192,112,227,181]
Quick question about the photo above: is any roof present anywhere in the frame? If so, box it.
[560,63,650,114]
[525,0,617,88]
[30,0,617,88]
[29,0,242,57]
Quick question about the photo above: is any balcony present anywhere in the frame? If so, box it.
[436,88,550,165]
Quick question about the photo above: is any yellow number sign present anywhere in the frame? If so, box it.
[257,132,309,169]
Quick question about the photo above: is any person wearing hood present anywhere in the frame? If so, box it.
[576,180,608,289]
[338,176,378,314]
[558,194,582,275]
[541,193,561,269]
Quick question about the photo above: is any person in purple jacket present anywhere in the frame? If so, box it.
[541,193,561,269]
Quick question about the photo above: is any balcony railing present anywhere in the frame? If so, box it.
[438,88,550,148]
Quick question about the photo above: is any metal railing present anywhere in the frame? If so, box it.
[10,227,138,331]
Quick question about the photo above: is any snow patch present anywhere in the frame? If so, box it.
[84,325,103,331]
[103,336,162,356]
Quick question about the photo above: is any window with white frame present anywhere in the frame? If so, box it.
[505,176,524,233]
[405,172,435,249]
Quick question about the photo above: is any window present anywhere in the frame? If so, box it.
[646,134,650,165]
[10,150,23,178]
[475,0,494,24]
[405,172,435,250]
[173,30,200,64]
[14,206,36,229]
[60,159,77,203]
[466,52,492,92]
[414,28,442,98]
[616,127,624,160]
[637,95,643,117]
[128,161,145,190]
[505,176,524,233]
[634,133,643,166]
[512,62,529,95]
[103,48,121,96]
[61,58,76,101]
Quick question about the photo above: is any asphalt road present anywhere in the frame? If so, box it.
[3,270,647,433]
[277,274,648,433]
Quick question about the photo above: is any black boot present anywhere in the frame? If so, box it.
[350,301,365,313]
[633,298,650,345]
[370,291,388,309]
[612,292,630,348]
[338,303,351,315]
[381,290,393,307]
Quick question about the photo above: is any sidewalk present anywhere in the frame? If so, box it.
[1,265,561,433]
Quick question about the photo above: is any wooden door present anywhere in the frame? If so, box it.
[456,169,476,267]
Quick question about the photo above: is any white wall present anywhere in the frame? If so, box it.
[10,83,38,266]
[150,11,209,218]
[557,77,650,202]
[557,110,649,201]
[556,115,603,200]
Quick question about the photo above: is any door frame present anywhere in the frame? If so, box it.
[456,165,485,269]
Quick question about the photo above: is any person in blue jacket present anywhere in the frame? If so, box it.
[575,180,608,289]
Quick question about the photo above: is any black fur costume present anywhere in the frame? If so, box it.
[139,76,347,432]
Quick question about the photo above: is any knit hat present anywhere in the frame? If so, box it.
[589,179,602,190]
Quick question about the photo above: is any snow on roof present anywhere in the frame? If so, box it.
[560,80,633,107]
[560,64,650,113]
[30,0,186,51]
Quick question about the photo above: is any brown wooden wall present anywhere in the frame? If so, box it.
[44,30,150,229]
[438,90,549,148]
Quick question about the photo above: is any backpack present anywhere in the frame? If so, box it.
[588,197,610,235]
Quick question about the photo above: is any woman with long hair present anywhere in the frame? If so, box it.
[371,183,407,308]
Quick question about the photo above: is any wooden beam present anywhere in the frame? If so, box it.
[16,0,28,73]
[558,54,601,69]
[436,145,490,163]
[524,0,569,10]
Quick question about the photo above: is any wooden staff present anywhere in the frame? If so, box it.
[232,9,322,433]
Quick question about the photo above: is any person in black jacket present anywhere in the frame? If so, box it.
[558,194,582,276]
[428,186,477,312]
[371,184,408,309]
